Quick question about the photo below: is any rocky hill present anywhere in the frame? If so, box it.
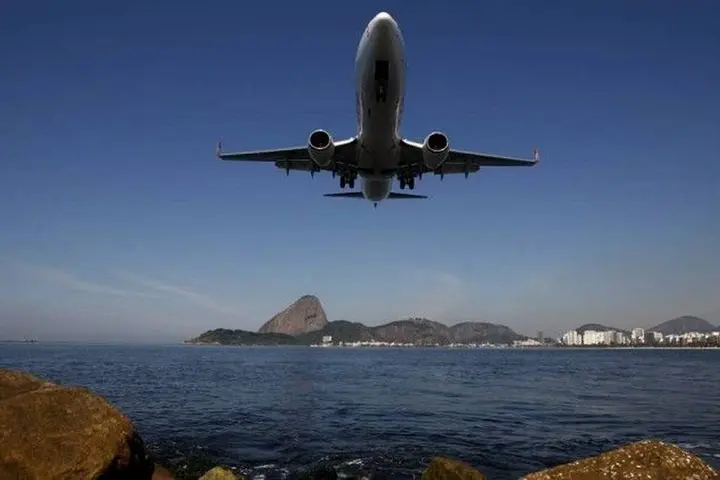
[258,295,328,336]
[188,295,524,346]
[189,315,523,347]
[649,315,717,335]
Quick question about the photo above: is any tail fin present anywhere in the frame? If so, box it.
[323,192,428,199]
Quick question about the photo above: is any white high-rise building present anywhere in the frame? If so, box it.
[583,330,606,345]
[631,328,645,343]
[561,329,581,346]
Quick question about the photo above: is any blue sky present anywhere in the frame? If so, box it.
[1,0,718,342]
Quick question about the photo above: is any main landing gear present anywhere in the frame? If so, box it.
[398,176,415,190]
[339,174,356,189]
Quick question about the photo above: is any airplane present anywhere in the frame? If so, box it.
[216,11,539,207]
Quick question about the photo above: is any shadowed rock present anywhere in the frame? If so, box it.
[258,295,328,335]
[198,466,242,479]
[422,457,487,480]
[0,369,172,480]
[521,439,720,479]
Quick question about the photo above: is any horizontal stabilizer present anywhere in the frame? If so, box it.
[323,192,428,199]
[387,192,428,199]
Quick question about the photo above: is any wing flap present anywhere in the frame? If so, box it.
[216,137,359,174]
[400,139,539,175]
[217,144,311,162]
[446,148,539,167]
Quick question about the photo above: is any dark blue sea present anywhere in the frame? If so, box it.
[1,344,719,479]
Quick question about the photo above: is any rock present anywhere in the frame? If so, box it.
[152,463,176,479]
[0,368,171,480]
[522,439,720,479]
[198,466,242,479]
[258,295,328,335]
[422,457,487,480]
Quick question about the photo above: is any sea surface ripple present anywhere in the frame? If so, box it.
[1,344,719,479]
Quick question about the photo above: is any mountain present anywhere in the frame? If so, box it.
[258,295,328,335]
[189,317,522,347]
[188,295,523,346]
[649,316,717,335]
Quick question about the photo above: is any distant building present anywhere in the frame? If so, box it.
[631,328,645,343]
[561,329,581,346]
[583,330,606,345]
[537,331,544,343]
[322,335,332,344]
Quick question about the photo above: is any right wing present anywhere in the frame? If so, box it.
[400,139,539,176]
[216,137,358,173]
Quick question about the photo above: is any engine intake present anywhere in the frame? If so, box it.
[422,131,450,170]
[308,129,335,167]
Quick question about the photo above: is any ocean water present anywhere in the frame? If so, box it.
[1,344,719,479]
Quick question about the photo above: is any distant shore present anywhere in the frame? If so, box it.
[185,342,720,350]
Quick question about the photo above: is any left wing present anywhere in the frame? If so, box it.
[216,137,358,173]
[400,140,539,176]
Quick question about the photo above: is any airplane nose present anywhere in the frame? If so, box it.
[374,11,394,22]
[372,11,397,31]
[370,11,398,41]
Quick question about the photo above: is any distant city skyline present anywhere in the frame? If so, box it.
[1,1,718,342]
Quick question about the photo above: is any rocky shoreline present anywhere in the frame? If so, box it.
[1,368,717,479]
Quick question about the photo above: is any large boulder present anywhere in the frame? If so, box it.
[258,295,328,335]
[0,368,172,480]
[422,457,487,480]
[522,439,719,479]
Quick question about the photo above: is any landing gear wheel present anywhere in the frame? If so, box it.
[408,177,415,190]
[349,177,355,189]
[340,177,346,189]
[399,178,406,190]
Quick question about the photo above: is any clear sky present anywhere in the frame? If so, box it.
[1,0,718,342]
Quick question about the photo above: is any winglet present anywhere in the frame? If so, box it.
[216,140,223,158]
[533,147,540,163]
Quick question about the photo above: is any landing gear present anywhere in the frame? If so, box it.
[398,176,415,190]
[339,173,356,189]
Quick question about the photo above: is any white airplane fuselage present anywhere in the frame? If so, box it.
[354,12,406,202]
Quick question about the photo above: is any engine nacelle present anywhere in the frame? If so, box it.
[422,131,450,170]
[307,129,335,167]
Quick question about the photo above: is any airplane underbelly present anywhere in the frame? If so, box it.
[358,144,398,171]
[362,178,391,202]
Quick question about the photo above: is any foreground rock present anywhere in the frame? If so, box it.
[521,439,720,479]
[198,466,241,479]
[422,440,718,479]
[422,457,487,479]
[0,368,171,480]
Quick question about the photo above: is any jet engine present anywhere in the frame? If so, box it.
[422,131,450,170]
[307,129,335,167]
